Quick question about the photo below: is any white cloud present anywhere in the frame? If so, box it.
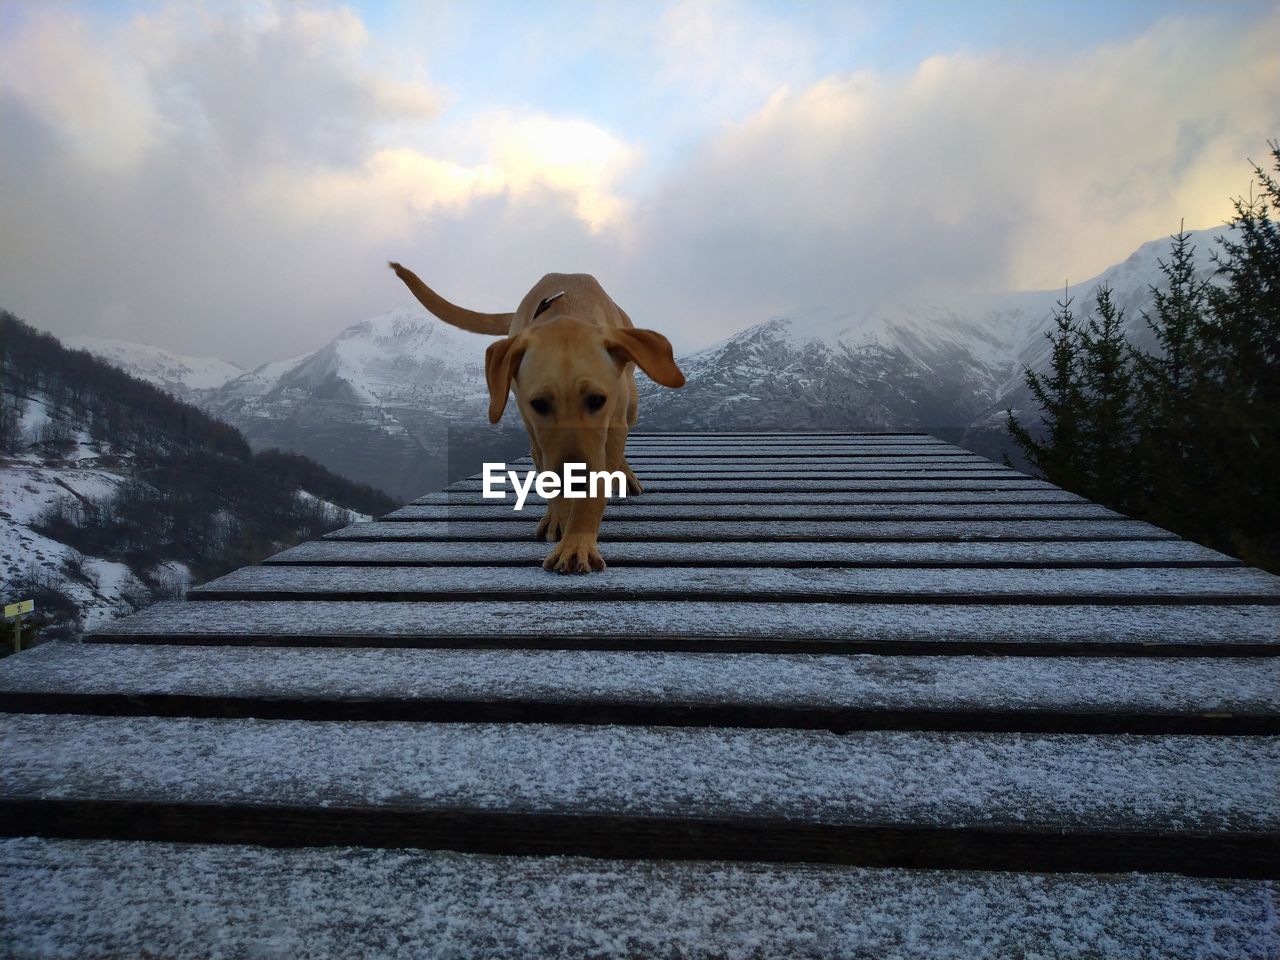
[0,1,639,362]
[655,0,825,123]
[623,10,1280,343]
[0,8,161,168]
[0,1,1275,364]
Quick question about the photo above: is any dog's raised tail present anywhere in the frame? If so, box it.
[389,262,513,336]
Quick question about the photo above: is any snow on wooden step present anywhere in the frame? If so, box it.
[623,461,1006,473]
[4,839,1274,960]
[624,448,962,458]
[624,436,951,445]
[445,477,1059,492]
[4,715,1276,837]
[382,503,1120,521]
[626,432,947,439]
[624,438,971,447]
[88,600,1280,654]
[324,518,1175,542]
[587,461,1006,471]
[265,538,1241,568]
[4,643,1276,727]
[187,564,1280,603]
[412,488,1091,506]
[622,453,988,463]
[624,434,948,440]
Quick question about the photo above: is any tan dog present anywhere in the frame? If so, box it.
[389,263,685,573]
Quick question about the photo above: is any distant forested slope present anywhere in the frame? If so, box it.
[0,310,395,644]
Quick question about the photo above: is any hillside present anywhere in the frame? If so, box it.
[0,312,396,645]
[60,336,245,405]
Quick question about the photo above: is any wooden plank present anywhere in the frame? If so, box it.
[3,643,1275,734]
[187,565,1280,604]
[3,715,1277,876]
[455,476,1024,488]
[611,470,1014,480]
[265,539,1241,568]
[592,462,1013,469]
[627,432,935,438]
[491,454,1014,472]
[623,436,950,444]
[619,448,962,458]
[586,460,993,471]
[324,518,1176,542]
[622,440,952,448]
[445,477,1057,493]
[87,600,1280,655]
[624,438,966,446]
[622,455,988,463]
[382,503,1121,522]
[9,840,1272,960]
[413,489,1090,506]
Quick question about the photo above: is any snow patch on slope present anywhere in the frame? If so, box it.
[64,336,244,395]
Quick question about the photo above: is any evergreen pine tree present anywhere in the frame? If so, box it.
[1006,291,1089,492]
[1129,222,1212,527]
[1077,284,1135,508]
[1198,141,1280,567]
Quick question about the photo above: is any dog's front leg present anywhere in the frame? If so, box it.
[543,496,605,573]
[543,454,607,574]
[606,422,643,496]
[535,497,569,542]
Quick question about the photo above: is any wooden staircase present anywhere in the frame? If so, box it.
[3,433,1278,957]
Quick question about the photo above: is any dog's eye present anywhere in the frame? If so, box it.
[530,398,552,416]
[585,394,607,412]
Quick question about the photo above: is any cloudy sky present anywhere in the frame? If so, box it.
[1,0,1276,367]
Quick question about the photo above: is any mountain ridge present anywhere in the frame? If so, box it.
[68,227,1232,498]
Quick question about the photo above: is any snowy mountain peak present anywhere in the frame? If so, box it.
[64,336,245,397]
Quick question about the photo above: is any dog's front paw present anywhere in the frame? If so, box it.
[543,535,606,574]
[535,503,568,542]
[624,466,643,496]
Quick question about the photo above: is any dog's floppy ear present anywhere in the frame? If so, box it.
[605,328,686,388]
[484,334,528,423]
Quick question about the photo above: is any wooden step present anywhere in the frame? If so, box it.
[186,565,1280,604]
[324,518,1177,542]
[626,432,935,439]
[622,456,991,466]
[4,838,1273,959]
[3,643,1275,733]
[382,503,1123,521]
[621,453,988,463]
[3,714,1276,876]
[412,488,1092,505]
[88,599,1280,655]
[444,477,1059,492]
[591,460,1018,471]
[623,446,964,456]
[264,538,1243,568]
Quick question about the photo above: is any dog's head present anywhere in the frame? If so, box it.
[485,317,684,462]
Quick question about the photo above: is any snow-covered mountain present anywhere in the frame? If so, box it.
[638,227,1228,434]
[204,308,523,501]
[64,336,244,404]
